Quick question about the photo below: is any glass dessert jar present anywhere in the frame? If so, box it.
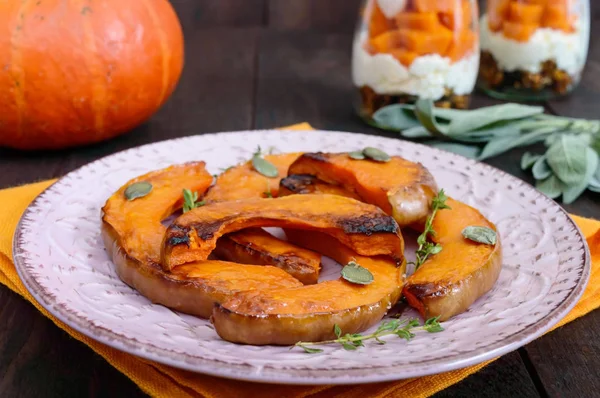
[478,0,590,100]
[352,0,480,122]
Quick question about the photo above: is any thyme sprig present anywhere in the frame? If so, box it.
[182,188,205,213]
[410,189,450,270]
[294,316,444,353]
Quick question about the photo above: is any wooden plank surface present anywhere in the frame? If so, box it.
[0,0,599,397]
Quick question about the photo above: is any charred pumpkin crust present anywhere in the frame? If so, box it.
[279,174,318,194]
[166,213,399,250]
[303,152,329,162]
[340,214,399,235]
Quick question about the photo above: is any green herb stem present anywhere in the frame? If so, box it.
[410,190,450,271]
[294,317,444,353]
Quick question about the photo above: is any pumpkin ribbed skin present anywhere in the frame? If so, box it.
[0,0,184,150]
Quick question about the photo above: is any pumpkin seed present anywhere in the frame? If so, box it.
[348,150,366,160]
[462,226,497,245]
[124,181,152,201]
[341,261,374,285]
[363,147,391,162]
[252,155,279,178]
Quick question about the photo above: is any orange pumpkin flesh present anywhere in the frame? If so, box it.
[205,153,302,202]
[161,194,404,270]
[0,0,184,150]
[403,198,502,321]
[214,228,322,285]
[101,163,302,318]
[212,231,405,345]
[287,152,438,227]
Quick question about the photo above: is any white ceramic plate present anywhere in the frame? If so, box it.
[13,130,590,385]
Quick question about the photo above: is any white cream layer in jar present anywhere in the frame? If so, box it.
[351,32,479,100]
[479,14,589,76]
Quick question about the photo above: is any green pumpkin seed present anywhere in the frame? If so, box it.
[462,226,497,245]
[341,261,374,285]
[348,151,366,160]
[252,155,279,178]
[363,147,391,162]
[124,181,152,201]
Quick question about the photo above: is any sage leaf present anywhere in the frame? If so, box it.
[448,122,523,143]
[562,147,599,204]
[447,104,544,135]
[546,135,588,184]
[430,142,480,159]
[348,150,366,160]
[536,175,565,199]
[589,163,600,192]
[462,226,497,245]
[592,133,600,154]
[401,126,432,138]
[124,181,152,201]
[252,154,279,178]
[363,147,391,162]
[532,156,552,180]
[521,152,542,170]
[341,262,374,285]
[478,128,552,160]
[414,99,449,137]
[373,104,421,131]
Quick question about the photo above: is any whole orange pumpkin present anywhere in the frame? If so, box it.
[0,0,184,150]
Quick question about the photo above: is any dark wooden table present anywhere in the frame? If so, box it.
[1,1,599,397]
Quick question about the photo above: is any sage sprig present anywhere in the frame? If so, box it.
[373,99,600,204]
[294,316,444,353]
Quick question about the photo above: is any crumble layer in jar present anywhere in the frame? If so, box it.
[352,0,480,116]
[478,0,590,98]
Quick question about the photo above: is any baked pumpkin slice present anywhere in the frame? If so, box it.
[403,198,503,321]
[213,228,321,285]
[287,152,438,227]
[101,162,303,318]
[212,230,405,345]
[161,194,404,269]
[207,152,323,284]
[205,152,302,202]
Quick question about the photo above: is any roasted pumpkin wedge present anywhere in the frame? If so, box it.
[214,228,322,285]
[212,230,405,345]
[161,194,404,270]
[102,162,214,265]
[101,162,303,318]
[205,152,302,202]
[403,198,502,321]
[287,152,439,227]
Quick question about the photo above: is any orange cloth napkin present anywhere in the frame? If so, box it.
[0,123,599,398]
